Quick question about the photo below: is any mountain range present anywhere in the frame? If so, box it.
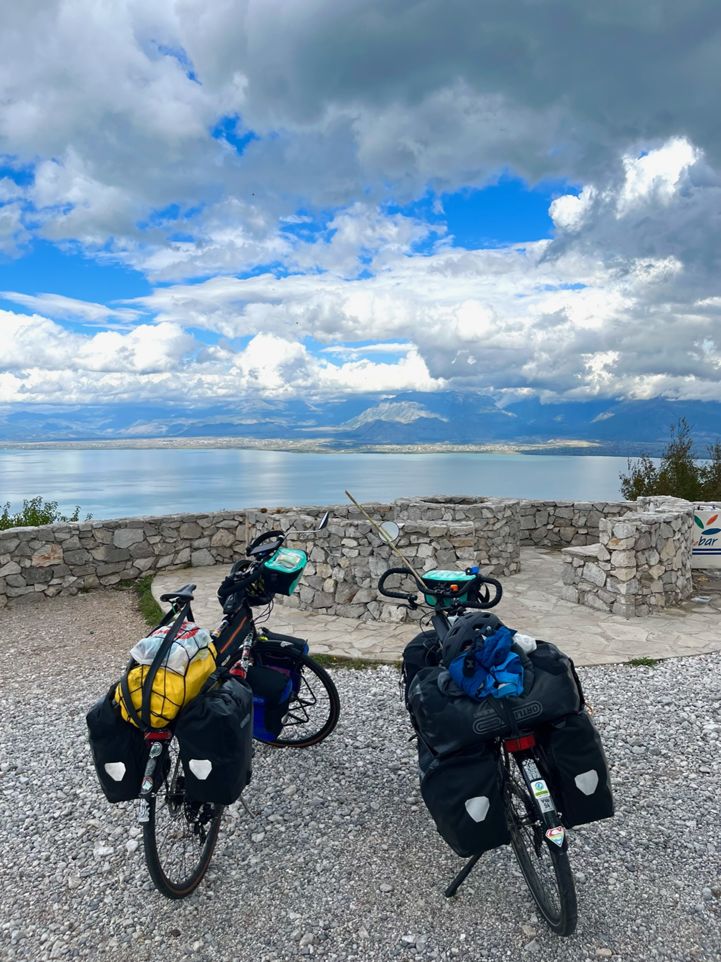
[1,393,720,455]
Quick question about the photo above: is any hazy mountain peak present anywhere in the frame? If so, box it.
[343,401,449,430]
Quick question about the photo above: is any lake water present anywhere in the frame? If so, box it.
[0,447,632,520]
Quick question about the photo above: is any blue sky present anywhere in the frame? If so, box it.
[0,1,720,420]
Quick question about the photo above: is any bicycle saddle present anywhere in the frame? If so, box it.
[159,583,197,603]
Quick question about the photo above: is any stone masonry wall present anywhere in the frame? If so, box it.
[560,506,694,617]
[0,498,513,613]
[252,510,479,623]
[519,500,636,547]
[2,494,688,615]
[392,497,520,575]
[0,511,250,609]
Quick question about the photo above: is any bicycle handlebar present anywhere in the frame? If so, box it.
[377,567,421,606]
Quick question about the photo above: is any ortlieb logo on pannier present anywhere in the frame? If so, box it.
[472,700,543,735]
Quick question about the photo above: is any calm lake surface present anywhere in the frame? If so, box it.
[0,447,632,520]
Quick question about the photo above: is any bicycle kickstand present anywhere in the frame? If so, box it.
[444,853,482,898]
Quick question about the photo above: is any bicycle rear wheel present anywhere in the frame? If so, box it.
[142,736,224,899]
[505,756,577,936]
[267,654,340,748]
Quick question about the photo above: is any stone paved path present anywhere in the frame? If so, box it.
[153,547,721,666]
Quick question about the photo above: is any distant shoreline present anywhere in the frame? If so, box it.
[0,435,636,456]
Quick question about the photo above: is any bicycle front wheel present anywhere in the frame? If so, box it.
[267,654,340,748]
[142,737,224,899]
[505,756,577,936]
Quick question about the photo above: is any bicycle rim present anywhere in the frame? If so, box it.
[142,737,224,899]
[505,758,577,936]
[267,654,340,748]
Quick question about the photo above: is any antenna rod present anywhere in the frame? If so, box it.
[344,489,426,585]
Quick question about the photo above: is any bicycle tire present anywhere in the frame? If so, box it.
[266,653,340,748]
[142,737,224,899]
[505,755,577,936]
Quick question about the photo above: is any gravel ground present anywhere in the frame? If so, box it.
[1,590,720,962]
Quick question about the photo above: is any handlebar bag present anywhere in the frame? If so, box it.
[246,663,293,741]
[261,547,308,596]
[420,746,510,857]
[538,710,614,828]
[86,687,149,803]
[175,677,253,805]
[408,641,582,756]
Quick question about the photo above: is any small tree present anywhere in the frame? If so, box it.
[700,441,721,501]
[620,418,721,501]
[0,496,89,531]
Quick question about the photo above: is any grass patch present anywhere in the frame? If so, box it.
[628,656,659,667]
[311,653,399,670]
[135,575,165,627]
[119,575,165,628]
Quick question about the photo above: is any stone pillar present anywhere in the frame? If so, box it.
[561,506,694,617]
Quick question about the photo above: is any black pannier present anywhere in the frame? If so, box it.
[408,641,583,757]
[175,677,253,805]
[256,632,309,697]
[539,710,614,828]
[420,746,510,858]
[245,663,293,741]
[87,687,148,803]
[401,631,442,703]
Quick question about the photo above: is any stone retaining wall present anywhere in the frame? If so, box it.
[519,500,636,547]
[0,498,514,612]
[0,511,250,609]
[1,493,701,617]
[560,506,694,617]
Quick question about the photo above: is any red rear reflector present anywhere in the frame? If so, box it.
[504,734,536,752]
[144,730,172,742]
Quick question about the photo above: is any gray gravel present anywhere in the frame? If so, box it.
[1,590,720,962]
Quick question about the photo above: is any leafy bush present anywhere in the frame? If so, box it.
[620,418,721,501]
[0,496,90,531]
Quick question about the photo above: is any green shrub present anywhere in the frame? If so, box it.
[620,418,721,501]
[0,496,91,531]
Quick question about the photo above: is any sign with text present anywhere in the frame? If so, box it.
[692,510,721,568]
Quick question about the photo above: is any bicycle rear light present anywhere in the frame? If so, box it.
[144,730,173,742]
[503,733,536,753]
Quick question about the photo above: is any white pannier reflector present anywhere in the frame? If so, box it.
[189,759,213,780]
[574,770,599,796]
[464,796,490,822]
[104,762,126,782]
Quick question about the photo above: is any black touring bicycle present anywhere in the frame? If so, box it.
[87,521,340,899]
[376,531,614,938]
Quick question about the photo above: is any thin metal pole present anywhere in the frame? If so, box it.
[344,490,426,585]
